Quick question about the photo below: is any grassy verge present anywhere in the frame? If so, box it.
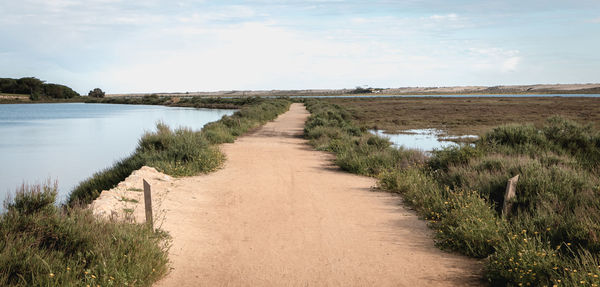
[69,98,290,205]
[1,182,169,286]
[304,99,600,286]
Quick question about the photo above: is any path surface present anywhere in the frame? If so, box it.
[146,103,482,286]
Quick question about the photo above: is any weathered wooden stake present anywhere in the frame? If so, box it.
[143,179,153,229]
[502,175,520,217]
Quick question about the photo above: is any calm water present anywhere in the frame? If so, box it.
[0,103,236,203]
[369,129,477,152]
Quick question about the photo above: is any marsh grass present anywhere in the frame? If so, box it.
[0,182,169,286]
[330,97,600,137]
[305,98,600,286]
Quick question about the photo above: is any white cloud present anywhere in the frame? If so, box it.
[429,13,458,21]
[590,17,600,23]
[100,22,426,92]
[7,0,593,92]
[501,57,521,72]
[467,48,521,73]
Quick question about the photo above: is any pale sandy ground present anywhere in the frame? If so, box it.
[92,103,483,286]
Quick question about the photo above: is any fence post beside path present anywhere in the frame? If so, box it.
[502,175,520,217]
[143,179,153,230]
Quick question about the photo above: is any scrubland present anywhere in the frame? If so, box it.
[304,98,600,286]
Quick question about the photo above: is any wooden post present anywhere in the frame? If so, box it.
[502,175,520,217]
[143,179,153,229]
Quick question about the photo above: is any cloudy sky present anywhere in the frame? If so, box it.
[1,0,599,94]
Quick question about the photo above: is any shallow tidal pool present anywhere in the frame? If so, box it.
[369,128,477,152]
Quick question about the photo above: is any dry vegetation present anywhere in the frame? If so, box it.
[329,97,600,136]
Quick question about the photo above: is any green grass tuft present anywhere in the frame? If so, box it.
[0,182,169,286]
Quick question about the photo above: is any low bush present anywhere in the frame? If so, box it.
[138,123,224,177]
[434,189,504,258]
[0,183,169,286]
[378,168,447,221]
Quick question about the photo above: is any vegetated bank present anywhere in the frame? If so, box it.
[0,98,291,286]
[303,99,600,286]
[84,94,262,109]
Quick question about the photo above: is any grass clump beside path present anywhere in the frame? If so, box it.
[304,99,600,286]
[1,182,169,286]
[69,98,290,205]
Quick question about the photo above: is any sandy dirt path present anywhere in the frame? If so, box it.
[144,103,482,286]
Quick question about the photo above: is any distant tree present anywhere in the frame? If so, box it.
[44,84,80,99]
[0,78,18,93]
[0,77,80,100]
[16,77,44,95]
[29,91,41,101]
[350,86,373,94]
[88,88,105,98]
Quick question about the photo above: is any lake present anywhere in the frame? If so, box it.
[0,103,236,204]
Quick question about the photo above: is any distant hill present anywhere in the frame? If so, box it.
[107,83,600,98]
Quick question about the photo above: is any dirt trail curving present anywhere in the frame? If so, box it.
[95,103,482,286]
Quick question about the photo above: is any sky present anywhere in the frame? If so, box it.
[1,0,599,94]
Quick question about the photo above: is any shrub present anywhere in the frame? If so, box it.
[379,168,448,221]
[0,183,169,286]
[138,124,224,177]
[435,190,504,258]
[485,232,561,286]
[43,84,79,99]
[5,181,58,215]
[428,145,482,171]
[88,88,105,98]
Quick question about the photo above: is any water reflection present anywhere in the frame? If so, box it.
[369,129,477,152]
[0,103,236,203]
